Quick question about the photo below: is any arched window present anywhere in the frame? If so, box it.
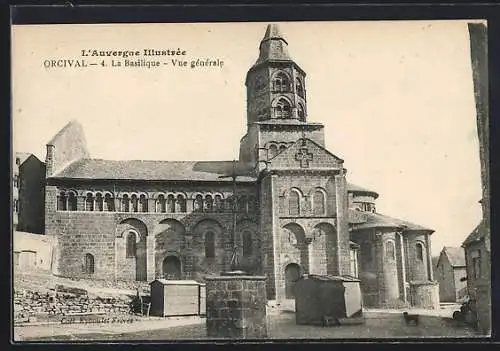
[243,231,253,257]
[130,195,138,212]
[126,232,137,258]
[194,195,204,212]
[273,72,290,92]
[296,78,304,97]
[57,191,67,211]
[205,231,215,258]
[176,195,187,213]
[385,240,396,260]
[84,253,94,274]
[226,197,235,212]
[139,194,148,212]
[361,242,373,263]
[297,104,305,121]
[238,196,248,213]
[279,144,287,153]
[157,195,166,213]
[472,249,481,279]
[268,144,278,159]
[288,190,300,216]
[68,191,77,211]
[104,193,114,211]
[313,190,326,215]
[167,194,175,213]
[214,195,223,212]
[205,195,214,212]
[248,196,257,213]
[121,195,130,212]
[85,193,94,211]
[416,242,424,261]
[95,193,103,212]
[275,99,291,119]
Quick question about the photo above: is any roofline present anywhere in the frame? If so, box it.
[46,177,257,184]
[348,189,380,199]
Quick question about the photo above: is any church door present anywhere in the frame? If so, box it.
[162,256,181,279]
[285,263,301,299]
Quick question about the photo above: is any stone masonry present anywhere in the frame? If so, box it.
[205,275,267,338]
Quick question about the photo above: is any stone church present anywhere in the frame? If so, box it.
[44,24,438,308]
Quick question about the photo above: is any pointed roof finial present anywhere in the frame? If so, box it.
[261,23,288,45]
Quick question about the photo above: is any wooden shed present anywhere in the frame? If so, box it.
[294,274,363,325]
[149,279,206,317]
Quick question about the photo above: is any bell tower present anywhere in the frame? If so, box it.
[239,24,325,170]
[245,24,308,123]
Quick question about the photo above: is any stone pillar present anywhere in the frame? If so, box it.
[398,233,408,303]
[146,236,155,281]
[205,274,267,339]
[77,195,86,211]
[425,234,434,281]
[184,234,195,279]
[114,198,121,212]
[334,172,350,276]
[148,198,156,213]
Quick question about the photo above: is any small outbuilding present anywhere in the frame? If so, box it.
[294,274,363,325]
[149,279,206,317]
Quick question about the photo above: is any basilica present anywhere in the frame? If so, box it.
[44,24,438,308]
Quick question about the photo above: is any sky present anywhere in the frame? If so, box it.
[11,20,485,256]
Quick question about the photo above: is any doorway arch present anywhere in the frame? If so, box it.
[162,256,181,279]
[285,263,301,299]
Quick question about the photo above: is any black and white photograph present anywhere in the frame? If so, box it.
[11,19,490,341]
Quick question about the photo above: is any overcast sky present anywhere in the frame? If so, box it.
[12,20,485,255]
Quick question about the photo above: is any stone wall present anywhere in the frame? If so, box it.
[404,232,429,282]
[205,275,267,339]
[18,155,45,234]
[45,178,262,282]
[377,232,400,305]
[13,287,132,321]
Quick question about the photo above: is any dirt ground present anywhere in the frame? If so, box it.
[14,310,481,342]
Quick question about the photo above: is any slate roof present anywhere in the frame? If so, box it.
[47,120,85,146]
[462,221,489,246]
[441,247,466,267]
[15,152,32,166]
[50,159,257,182]
[349,211,434,233]
[254,24,292,65]
[346,182,379,198]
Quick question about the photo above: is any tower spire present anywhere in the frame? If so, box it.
[255,23,292,65]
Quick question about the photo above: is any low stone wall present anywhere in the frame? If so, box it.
[409,281,440,310]
[13,288,133,320]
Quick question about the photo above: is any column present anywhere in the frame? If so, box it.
[77,195,86,211]
[146,236,155,281]
[114,197,121,212]
[148,198,156,213]
[334,172,350,276]
[187,198,195,213]
[425,234,434,281]
[184,233,195,279]
[398,233,408,303]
